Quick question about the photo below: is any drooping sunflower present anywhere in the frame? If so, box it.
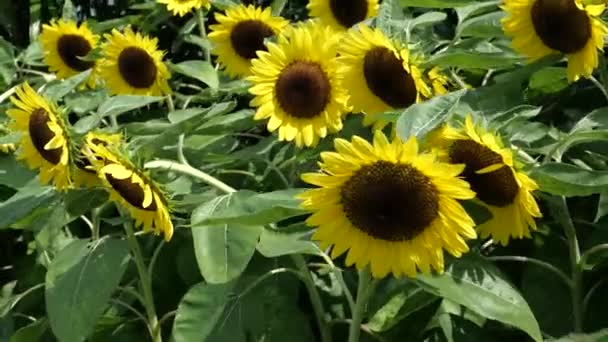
[307,0,379,31]
[434,115,542,246]
[87,144,174,241]
[98,27,171,96]
[73,131,124,188]
[502,0,608,82]
[248,21,350,148]
[208,4,289,78]
[157,0,211,17]
[337,25,433,130]
[299,131,477,278]
[40,19,99,86]
[6,83,71,190]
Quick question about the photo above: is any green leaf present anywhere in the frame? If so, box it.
[549,329,608,342]
[171,61,219,89]
[368,285,438,332]
[0,181,55,229]
[529,67,568,94]
[46,238,130,342]
[0,155,36,188]
[167,108,207,124]
[62,0,77,21]
[401,0,476,8]
[196,189,308,226]
[257,228,320,258]
[530,163,608,197]
[9,319,47,342]
[42,69,91,100]
[191,195,263,284]
[271,0,288,15]
[64,89,107,115]
[428,51,521,69]
[571,107,608,131]
[172,282,236,342]
[414,254,542,342]
[457,11,504,38]
[74,95,163,133]
[596,192,608,222]
[549,130,608,160]
[64,189,109,217]
[396,89,467,141]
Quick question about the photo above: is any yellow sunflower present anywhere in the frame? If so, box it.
[6,83,71,190]
[98,27,171,96]
[434,115,542,246]
[248,21,350,148]
[40,19,99,86]
[208,4,288,78]
[299,131,477,278]
[157,0,211,17]
[73,131,124,188]
[502,0,608,82]
[307,0,379,31]
[337,25,434,130]
[88,145,174,241]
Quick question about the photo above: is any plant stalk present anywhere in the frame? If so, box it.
[124,221,162,342]
[145,160,236,194]
[196,8,211,62]
[348,267,375,342]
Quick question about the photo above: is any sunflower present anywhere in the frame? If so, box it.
[248,21,350,148]
[299,131,477,278]
[307,0,379,31]
[434,115,542,246]
[98,27,171,96]
[208,4,288,78]
[502,0,608,82]
[157,0,211,17]
[73,131,123,188]
[7,83,71,190]
[337,25,433,130]
[40,19,99,86]
[88,144,174,241]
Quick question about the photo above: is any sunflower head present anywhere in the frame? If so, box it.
[436,115,542,245]
[307,0,379,31]
[157,0,211,17]
[337,25,432,131]
[40,19,99,87]
[99,27,171,96]
[90,145,174,241]
[248,21,350,148]
[6,83,72,191]
[73,131,124,188]
[502,0,608,82]
[299,131,477,278]
[208,4,289,77]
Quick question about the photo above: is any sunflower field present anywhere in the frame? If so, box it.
[2,0,608,341]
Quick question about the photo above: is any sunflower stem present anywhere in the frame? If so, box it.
[589,76,608,103]
[196,8,211,63]
[292,255,333,342]
[145,159,236,194]
[123,220,162,342]
[348,267,376,342]
[550,197,583,332]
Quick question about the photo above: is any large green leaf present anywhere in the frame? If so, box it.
[172,282,236,342]
[42,70,91,100]
[401,0,476,8]
[457,11,504,38]
[530,163,608,197]
[191,195,263,284]
[0,155,36,188]
[171,61,219,89]
[414,254,542,342]
[195,189,308,226]
[396,89,466,141]
[257,227,320,258]
[45,238,130,342]
[0,181,55,229]
[428,51,521,69]
[9,319,47,342]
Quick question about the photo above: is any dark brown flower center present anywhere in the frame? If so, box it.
[275,61,331,119]
[118,47,158,88]
[340,161,439,241]
[530,0,591,54]
[57,34,95,71]
[105,170,158,211]
[449,140,519,207]
[329,0,369,28]
[363,47,418,109]
[230,20,274,59]
[28,108,63,165]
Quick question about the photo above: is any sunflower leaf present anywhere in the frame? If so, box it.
[414,254,542,342]
[401,0,478,8]
[171,60,219,89]
[530,163,608,197]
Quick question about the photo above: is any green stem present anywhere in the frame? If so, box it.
[348,267,375,342]
[196,8,211,62]
[91,207,101,240]
[292,255,332,342]
[145,160,236,194]
[487,256,572,288]
[123,221,162,342]
[551,197,583,332]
